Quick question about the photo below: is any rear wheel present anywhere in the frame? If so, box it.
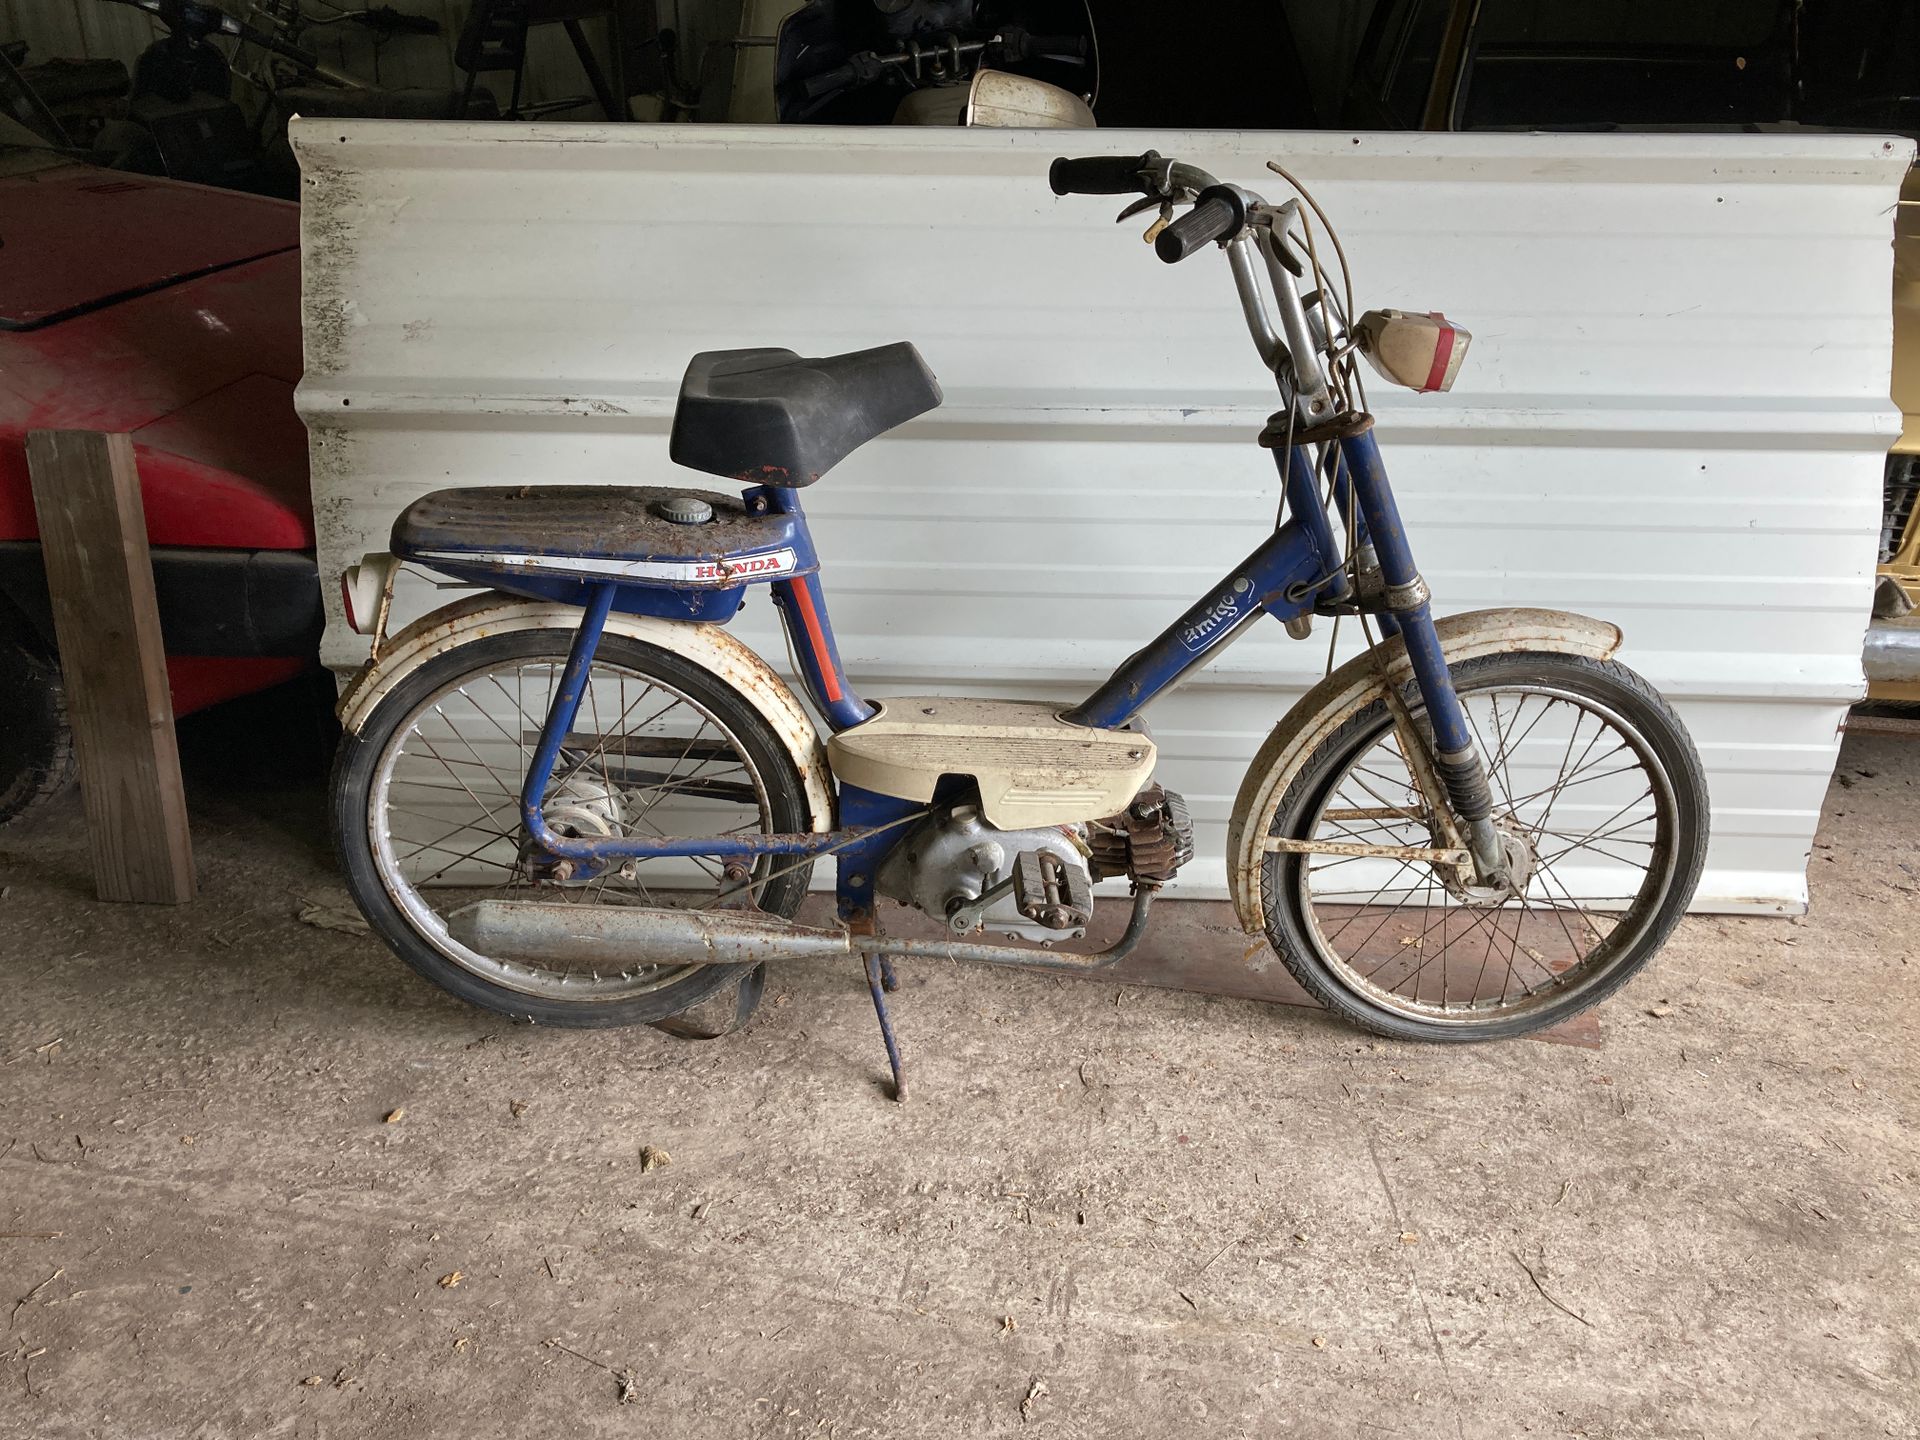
[1259,652,1708,1041]
[332,628,815,1028]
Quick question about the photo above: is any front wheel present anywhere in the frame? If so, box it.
[1258,651,1708,1042]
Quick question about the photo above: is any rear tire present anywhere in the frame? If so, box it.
[332,628,815,1028]
[650,963,768,1040]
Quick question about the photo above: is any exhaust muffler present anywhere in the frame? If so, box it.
[445,887,1155,973]
[445,900,854,968]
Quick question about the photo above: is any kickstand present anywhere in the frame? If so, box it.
[862,954,907,1102]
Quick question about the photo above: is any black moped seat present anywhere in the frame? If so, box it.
[669,342,942,487]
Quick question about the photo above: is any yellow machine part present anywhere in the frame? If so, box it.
[1870,168,1920,700]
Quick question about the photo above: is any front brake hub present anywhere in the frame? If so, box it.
[1440,823,1535,905]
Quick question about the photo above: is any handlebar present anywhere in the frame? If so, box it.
[1050,153,1246,261]
[102,0,324,74]
[1047,152,1152,196]
[802,59,877,100]
[1050,151,1333,414]
[257,27,322,73]
[1049,149,1220,200]
[803,41,987,100]
[1154,185,1246,264]
[804,28,1088,101]
[1003,30,1090,62]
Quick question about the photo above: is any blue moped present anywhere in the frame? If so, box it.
[330,151,1708,1096]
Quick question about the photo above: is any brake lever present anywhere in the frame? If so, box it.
[1114,195,1174,244]
[1249,208,1306,277]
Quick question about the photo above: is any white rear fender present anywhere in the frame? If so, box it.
[334,592,834,833]
[1226,607,1624,935]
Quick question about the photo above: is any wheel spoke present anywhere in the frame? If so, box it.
[1464,697,1512,814]
[1532,791,1656,866]
[392,790,524,872]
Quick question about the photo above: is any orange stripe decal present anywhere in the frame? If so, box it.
[791,580,843,703]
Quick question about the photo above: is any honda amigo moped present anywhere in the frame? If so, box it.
[329,151,1709,1097]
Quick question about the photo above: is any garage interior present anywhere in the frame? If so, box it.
[4,3,1919,1437]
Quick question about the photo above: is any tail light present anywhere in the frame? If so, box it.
[340,553,397,635]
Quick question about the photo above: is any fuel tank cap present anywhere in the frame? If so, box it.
[654,494,716,525]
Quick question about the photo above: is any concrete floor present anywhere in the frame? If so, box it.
[1,720,1916,1440]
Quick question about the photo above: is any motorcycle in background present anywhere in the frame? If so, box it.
[773,0,1097,127]
[76,0,491,196]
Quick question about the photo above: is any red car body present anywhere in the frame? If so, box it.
[0,149,319,715]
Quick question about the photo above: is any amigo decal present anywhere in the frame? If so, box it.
[1178,576,1255,653]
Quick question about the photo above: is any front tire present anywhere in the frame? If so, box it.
[1258,651,1708,1042]
[332,627,815,1028]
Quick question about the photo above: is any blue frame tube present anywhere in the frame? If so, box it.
[1337,430,1473,755]
[762,488,876,732]
[770,572,875,732]
[518,580,848,862]
[1279,442,1341,580]
[1063,526,1325,729]
[1325,445,1397,639]
[508,429,1485,872]
[1064,445,1345,730]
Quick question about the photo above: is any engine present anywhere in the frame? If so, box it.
[1087,783,1195,885]
[876,805,1093,942]
[875,785,1194,943]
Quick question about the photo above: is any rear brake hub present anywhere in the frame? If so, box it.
[528,776,625,884]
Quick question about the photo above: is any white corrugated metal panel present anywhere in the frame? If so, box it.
[292,120,1910,913]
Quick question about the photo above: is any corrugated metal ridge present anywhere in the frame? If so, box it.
[300,117,1913,174]
[296,384,1894,447]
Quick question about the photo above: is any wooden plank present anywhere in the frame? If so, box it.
[1844,710,1920,737]
[25,431,196,905]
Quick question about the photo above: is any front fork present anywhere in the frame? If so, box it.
[1331,429,1508,885]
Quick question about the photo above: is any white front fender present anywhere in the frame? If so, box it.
[335,592,834,832]
[1225,607,1624,935]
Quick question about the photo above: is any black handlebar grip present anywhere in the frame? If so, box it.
[1049,153,1152,197]
[1154,189,1245,263]
[803,62,859,99]
[227,15,319,68]
[270,33,322,69]
[1023,32,1090,59]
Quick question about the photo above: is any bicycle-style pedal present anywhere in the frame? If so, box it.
[1012,849,1093,930]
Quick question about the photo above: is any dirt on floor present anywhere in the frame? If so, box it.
[0,720,1915,1440]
